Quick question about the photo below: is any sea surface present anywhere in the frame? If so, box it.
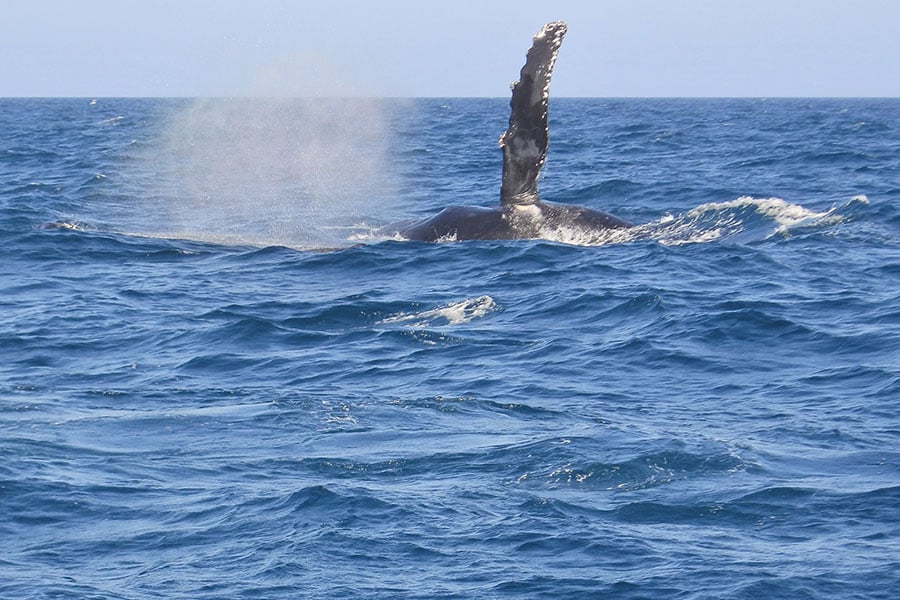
[1,97,898,599]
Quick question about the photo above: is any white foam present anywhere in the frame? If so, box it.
[534,222,643,247]
[656,196,847,244]
[527,196,847,247]
[379,295,498,327]
[40,221,86,232]
[689,196,839,231]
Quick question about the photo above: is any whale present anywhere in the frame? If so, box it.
[383,21,632,242]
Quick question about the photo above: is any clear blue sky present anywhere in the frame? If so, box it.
[2,0,898,97]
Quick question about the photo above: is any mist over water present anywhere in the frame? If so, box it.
[146,97,398,248]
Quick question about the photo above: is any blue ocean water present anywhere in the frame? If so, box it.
[1,97,898,599]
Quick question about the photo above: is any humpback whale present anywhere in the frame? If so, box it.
[384,21,632,242]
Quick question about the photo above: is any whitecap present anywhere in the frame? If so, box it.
[689,196,840,232]
[379,295,498,327]
[646,196,848,245]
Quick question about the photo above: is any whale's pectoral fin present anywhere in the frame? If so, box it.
[499,21,567,206]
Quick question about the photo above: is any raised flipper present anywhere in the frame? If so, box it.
[498,21,567,206]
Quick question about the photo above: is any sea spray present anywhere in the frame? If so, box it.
[148,97,398,248]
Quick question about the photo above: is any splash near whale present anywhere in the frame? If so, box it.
[384,21,632,243]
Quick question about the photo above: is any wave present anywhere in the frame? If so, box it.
[547,195,858,247]
[647,195,851,245]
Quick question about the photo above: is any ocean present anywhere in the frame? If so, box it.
[1,97,898,599]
